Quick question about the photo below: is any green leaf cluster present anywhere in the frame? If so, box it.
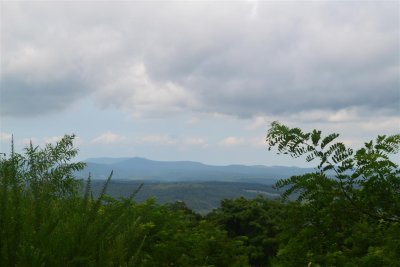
[207,197,285,266]
[266,122,400,266]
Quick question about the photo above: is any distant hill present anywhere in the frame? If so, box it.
[87,180,282,214]
[78,157,313,183]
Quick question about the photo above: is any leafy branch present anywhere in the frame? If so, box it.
[267,121,400,222]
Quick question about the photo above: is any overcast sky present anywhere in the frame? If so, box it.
[1,1,399,167]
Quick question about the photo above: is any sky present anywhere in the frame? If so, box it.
[0,0,399,167]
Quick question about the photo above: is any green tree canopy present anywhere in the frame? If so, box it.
[266,121,400,222]
[266,122,400,266]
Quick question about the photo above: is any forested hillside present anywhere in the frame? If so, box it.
[1,123,399,266]
[88,180,280,214]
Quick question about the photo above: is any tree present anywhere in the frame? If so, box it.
[0,135,146,266]
[207,197,285,266]
[266,122,400,266]
[0,135,86,266]
[266,121,400,222]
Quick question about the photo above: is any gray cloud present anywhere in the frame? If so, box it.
[1,1,398,118]
[1,75,88,116]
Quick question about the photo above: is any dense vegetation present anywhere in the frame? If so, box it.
[88,180,280,214]
[265,122,400,266]
[1,122,399,266]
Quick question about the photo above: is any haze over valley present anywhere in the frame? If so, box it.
[80,156,313,183]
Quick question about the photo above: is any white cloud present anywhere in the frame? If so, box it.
[340,139,362,148]
[184,137,208,147]
[359,116,400,133]
[1,1,398,167]
[219,136,245,147]
[43,135,85,146]
[250,136,267,148]
[0,132,12,142]
[327,108,360,123]
[92,132,127,144]
[44,135,63,144]
[2,2,397,118]
[97,63,199,118]
[1,135,85,149]
[141,135,176,145]
[247,116,274,130]
[285,108,361,123]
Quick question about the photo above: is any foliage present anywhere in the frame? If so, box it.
[0,135,249,267]
[0,136,144,266]
[266,121,400,266]
[134,199,249,266]
[207,197,285,266]
[266,121,400,222]
[88,180,280,214]
[2,124,399,267]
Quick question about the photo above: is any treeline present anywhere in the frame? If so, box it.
[1,123,399,266]
[87,180,280,214]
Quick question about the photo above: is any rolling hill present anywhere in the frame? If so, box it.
[88,180,282,214]
[78,157,314,183]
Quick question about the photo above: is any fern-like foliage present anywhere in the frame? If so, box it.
[0,135,151,266]
[23,134,86,197]
[267,121,400,222]
[267,121,353,173]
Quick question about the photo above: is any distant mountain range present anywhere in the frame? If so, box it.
[77,157,314,184]
[88,180,282,214]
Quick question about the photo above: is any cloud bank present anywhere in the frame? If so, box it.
[1,1,399,120]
